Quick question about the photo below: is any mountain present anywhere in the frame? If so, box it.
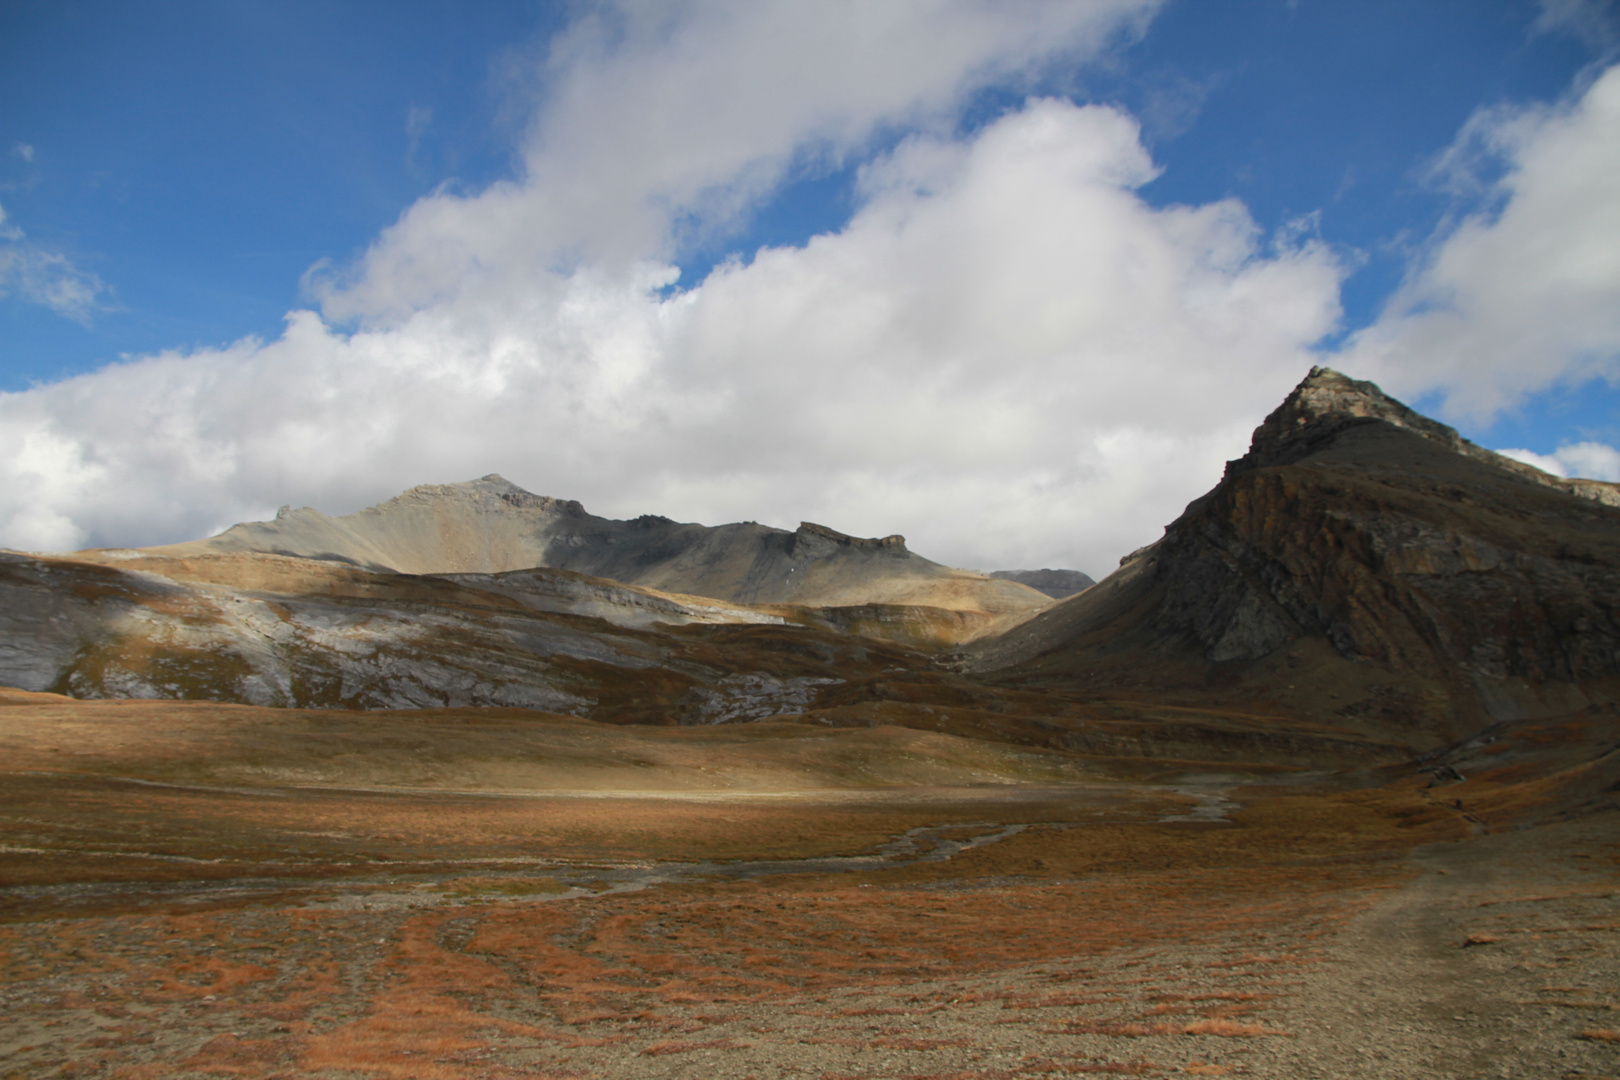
[154,474,1047,624]
[966,367,1620,748]
[989,569,1096,599]
[9,368,1617,769]
[0,547,930,719]
[0,544,1418,767]
[0,480,1051,715]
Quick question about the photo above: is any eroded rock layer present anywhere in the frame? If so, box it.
[969,368,1620,744]
[0,549,899,721]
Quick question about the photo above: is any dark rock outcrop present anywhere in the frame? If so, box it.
[968,367,1620,743]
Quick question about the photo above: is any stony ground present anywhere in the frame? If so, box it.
[3,784,1616,1080]
[1262,815,1620,1079]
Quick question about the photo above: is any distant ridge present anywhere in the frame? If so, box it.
[154,474,1049,616]
[989,569,1095,599]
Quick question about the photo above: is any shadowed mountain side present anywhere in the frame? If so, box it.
[965,368,1620,749]
[150,475,1050,625]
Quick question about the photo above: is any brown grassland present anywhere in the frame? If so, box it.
[2,689,1617,1079]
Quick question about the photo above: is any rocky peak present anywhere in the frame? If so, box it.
[412,475,586,515]
[1228,367,1620,508]
[970,365,1620,741]
[1231,366,1470,474]
[498,490,586,515]
[988,569,1095,599]
[794,522,908,554]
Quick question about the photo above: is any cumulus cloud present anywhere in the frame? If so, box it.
[312,0,1160,326]
[6,4,1615,575]
[0,203,107,322]
[0,90,1343,568]
[0,0,1358,571]
[1340,64,1620,422]
[1554,440,1620,480]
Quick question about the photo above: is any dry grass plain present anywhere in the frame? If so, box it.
[2,690,1617,1079]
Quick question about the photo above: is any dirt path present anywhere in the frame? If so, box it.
[1262,815,1620,1079]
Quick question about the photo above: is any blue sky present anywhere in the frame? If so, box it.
[1,1,551,381]
[2,1,1618,572]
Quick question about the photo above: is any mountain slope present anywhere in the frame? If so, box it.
[153,475,1047,623]
[966,368,1620,746]
[0,544,1424,768]
[0,548,930,720]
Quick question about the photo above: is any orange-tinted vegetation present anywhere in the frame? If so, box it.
[2,681,1616,1078]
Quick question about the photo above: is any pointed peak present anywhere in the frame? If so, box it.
[385,475,585,514]
[1218,368,1620,509]
[1299,364,1357,388]
[462,473,531,494]
[1232,367,1466,473]
[1284,366,1428,424]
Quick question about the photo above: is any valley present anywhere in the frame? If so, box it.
[2,369,1618,1079]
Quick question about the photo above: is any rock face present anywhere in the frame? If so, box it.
[989,569,1096,599]
[0,549,913,720]
[157,474,1046,619]
[968,368,1620,744]
[0,479,1054,712]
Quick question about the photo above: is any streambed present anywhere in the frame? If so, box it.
[2,779,1244,917]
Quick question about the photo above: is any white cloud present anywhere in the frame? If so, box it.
[1498,446,1567,476]
[5,5,1614,581]
[312,0,1160,327]
[1500,441,1620,481]
[12,143,34,163]
[1555,440,1620,480]
[0,92,1342,571]
[1340,64,1620,422]
[0,202,107,322]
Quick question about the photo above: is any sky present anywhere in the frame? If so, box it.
[2,0,1619,576]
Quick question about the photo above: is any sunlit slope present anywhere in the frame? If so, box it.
[0,549,928,717]
[152,474,1049,621]
[0,688,1094,793]
[967,368,1620,747]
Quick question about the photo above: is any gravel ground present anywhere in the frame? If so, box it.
[1262,815,1620,1080]
[2,812,1615,1079]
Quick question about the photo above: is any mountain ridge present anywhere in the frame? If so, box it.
[152,473,1048,619]
[988,569,1096,599]
[8,365,1620,758]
